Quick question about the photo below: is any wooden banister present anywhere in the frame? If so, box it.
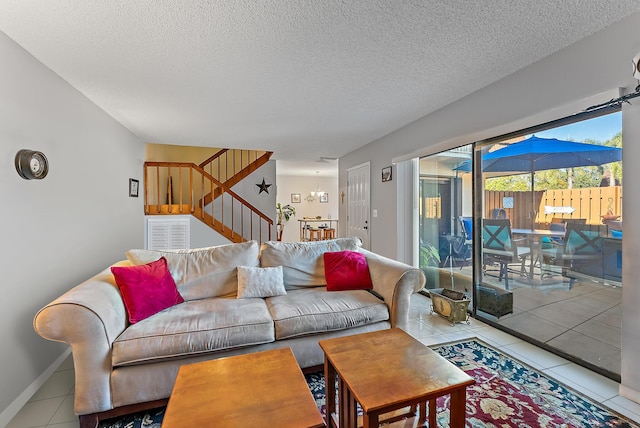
[143,161,273,244]
[198,149,229,169]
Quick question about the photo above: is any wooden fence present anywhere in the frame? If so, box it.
[485,186,622,229]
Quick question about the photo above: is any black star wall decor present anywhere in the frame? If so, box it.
[256,178,272,195]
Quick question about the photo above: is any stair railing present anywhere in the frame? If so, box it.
[199,149,271,184]
[144,161,273,244]
[198,149,273,207]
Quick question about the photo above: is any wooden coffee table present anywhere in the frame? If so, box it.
[162,348,325,428]
[319,328,475,428]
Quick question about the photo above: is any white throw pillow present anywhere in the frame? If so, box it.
[237,266,287,299]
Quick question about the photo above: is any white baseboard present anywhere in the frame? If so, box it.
[619,383,640,404]
[0,348,72,428]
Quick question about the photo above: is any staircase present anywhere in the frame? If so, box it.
[144,149,274,244]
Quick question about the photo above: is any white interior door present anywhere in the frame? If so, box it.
[347,162,370,249]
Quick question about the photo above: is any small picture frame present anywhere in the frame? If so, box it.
[319,193,329,203]
[129,178,139,197]
[291,193,301,203]
[503,197,514,209]
[382,166,392,182]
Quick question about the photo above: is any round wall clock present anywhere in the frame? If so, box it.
[15,149,49,180]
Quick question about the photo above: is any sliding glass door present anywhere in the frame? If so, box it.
[473,111,623,380]
[418,110,623,380]
[418,145,473,292]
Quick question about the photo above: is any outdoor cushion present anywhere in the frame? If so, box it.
[266,287,388,340]
[112,297,274,366]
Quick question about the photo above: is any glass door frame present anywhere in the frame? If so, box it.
[469,104,622,382]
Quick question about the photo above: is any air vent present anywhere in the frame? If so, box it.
[146,217,190,249]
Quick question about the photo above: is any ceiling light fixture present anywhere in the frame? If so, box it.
[305,171,325,202]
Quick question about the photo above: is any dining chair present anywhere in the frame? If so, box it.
[482,219,530,289]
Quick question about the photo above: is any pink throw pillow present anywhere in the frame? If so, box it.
[111,257,184,324]
[323,250,373,291]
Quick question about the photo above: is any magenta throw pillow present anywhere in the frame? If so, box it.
[323,250,373,291]
[111,257,184,324]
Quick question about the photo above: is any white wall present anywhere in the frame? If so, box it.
[190,217,233,248]
[620,89,640,401]
[0,32,145,424]
[339,11,640,400]
[276,175,338,242]
[231,160,277,242]
[340,12,640,260]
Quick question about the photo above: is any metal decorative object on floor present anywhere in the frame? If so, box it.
[430,288,470,326]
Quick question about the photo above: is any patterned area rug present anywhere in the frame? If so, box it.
[432,340,637,427]
[99,339,638,428]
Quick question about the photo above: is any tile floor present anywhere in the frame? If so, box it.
[7,293,640,427]
[459,266,623,376]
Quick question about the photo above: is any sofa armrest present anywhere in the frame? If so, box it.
[33,263,129,415]
[359,249,425,330]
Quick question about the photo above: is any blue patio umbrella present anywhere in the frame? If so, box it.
[482,135,621,173]
[456,135,622,227]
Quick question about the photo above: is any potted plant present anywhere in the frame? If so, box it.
[276,203,296,241]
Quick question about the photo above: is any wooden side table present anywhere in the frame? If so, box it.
[319,328,474,428]
[163,348,324,428]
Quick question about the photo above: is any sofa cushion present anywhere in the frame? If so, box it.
[324,251,373,291]
[266,287,388,340]
[111,257,184,324]
[112,297,274,366]
[237,266,287,299]
[126,241,260,300]
[259,238,361,290]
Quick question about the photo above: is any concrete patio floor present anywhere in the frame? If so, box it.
[431,265,622,377]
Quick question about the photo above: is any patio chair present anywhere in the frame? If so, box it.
[542,218,587,250]
[602,233,622,284]
[563,223,608,287]
[439,234,470,269]
[540,225,565,279]
[548,222,566,242]
[482,219,530,289]
[459,216,473,243]
[543,223,608,288]
[459,216,473,267]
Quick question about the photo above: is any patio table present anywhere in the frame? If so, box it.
[512,228,566,280]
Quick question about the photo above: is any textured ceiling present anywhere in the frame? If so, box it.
[1,1,640,176]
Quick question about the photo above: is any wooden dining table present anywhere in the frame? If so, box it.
[298,218,339,241]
